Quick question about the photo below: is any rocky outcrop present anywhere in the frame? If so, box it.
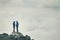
[0,32,32,40]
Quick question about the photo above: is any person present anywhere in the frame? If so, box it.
[13,21,15,32]
[12,20,19,33]
[16,21,19,32]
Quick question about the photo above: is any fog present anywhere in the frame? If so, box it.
[0,0,60,40]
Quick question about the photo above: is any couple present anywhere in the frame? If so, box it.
[13,21,19,32]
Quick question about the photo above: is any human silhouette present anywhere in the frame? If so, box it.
[12,21,19,33]
[16,21,19,32]
[13,21,15,32]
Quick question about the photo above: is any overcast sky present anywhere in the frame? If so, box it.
[0,0,60,40]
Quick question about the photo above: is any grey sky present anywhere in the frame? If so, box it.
[0,0,60,40]
[0,0,60,8]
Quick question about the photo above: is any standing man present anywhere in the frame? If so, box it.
[13,21,15,32]
[16,21,19,32]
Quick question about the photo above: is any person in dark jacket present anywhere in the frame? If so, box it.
[13,21,15,32]
[16,21,19,32]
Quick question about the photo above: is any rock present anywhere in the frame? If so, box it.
[10,32,23,37]
[0,32,32,40]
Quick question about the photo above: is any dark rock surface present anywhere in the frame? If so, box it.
[0,32,32,40]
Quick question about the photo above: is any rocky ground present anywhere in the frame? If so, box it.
[0,32,32,40]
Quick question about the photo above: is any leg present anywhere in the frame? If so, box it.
[16,26,18,32]
[13,26,15,32]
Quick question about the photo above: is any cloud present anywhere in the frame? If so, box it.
[0,0,60,40]
[0,8,60,40]
[23,0,60,8]
[0,0,60,9]
[0,0,10,7]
